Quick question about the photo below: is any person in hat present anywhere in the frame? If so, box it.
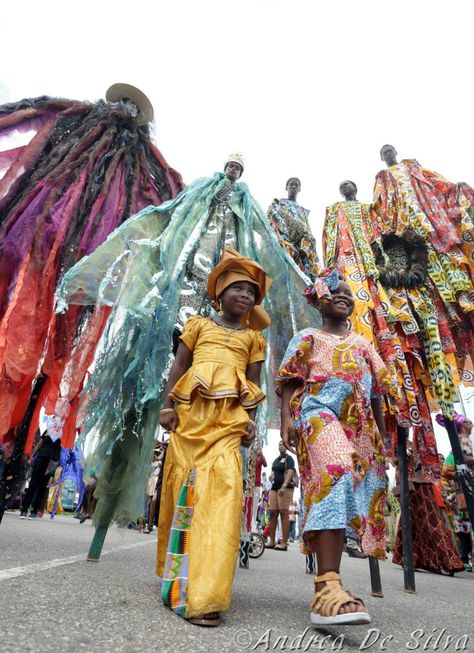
[173,152,247,329]
[157,248,271,626]
[276,268,391,626]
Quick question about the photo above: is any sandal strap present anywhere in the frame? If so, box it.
[315,571,341,583]
[346,590,365,607]
[311,581,363,618]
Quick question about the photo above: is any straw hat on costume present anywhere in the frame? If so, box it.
[207,248,272,330]
[105,83,154,126]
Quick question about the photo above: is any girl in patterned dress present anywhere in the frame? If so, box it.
[277,269,391,626]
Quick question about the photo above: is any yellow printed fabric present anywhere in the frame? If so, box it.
[322,201,411,355]
[170,317,266,408]
[321,200,445,477]
[456,183,474,271]
[47,482,64,514]
[157,316,266,618]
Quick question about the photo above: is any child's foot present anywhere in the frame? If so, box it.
[187,612,221,627]
[310,571,371,626]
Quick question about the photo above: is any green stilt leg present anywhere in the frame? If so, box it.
[87,525,109,561]
[84,400,159,562]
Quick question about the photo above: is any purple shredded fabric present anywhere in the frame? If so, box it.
[0,95,184,451]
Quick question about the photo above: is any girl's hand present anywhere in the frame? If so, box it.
[159,410,178,433]
[241,421,256,448]
[281,414,296,454]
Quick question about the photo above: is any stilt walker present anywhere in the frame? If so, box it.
[0,85,184,521]
[375,145,474,539]
[322,150,474,590]
[57,154,318,560]
[323,180,418,591]
[267,177,320,281]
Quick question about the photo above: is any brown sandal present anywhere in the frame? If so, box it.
[187,612,221,627]
[310,571,371,626]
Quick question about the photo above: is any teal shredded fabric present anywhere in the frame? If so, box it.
[57,172,320,524]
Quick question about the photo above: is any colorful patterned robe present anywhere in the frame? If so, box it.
[373,160,474,393]
[322,200,443,479]
[373,160,474,314]
[267,198,320,281]
[323,201,395,343]
[276,329,391,559]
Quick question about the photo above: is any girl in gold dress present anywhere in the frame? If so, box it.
[157,248,271,626]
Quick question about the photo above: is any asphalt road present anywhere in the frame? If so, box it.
[1,511,473,653]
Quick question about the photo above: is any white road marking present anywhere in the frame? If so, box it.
[0,539,156,581]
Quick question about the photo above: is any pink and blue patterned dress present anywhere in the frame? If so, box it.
[276,328,391,559]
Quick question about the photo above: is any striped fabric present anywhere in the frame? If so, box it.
[161,468,196,616]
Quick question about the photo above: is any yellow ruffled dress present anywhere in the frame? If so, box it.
[157,316,266,618]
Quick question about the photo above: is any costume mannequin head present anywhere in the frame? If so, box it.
[380,144,398,167]
[339,180,357,201]
[105,83,154,126]
[286,177,301,202]
[224,161,243,182]
[120,98,139,119]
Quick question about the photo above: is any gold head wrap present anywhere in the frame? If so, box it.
[207,248,272,330]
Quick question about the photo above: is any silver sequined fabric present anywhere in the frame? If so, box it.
[176,188,238,330]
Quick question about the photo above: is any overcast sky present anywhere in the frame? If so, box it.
[2,0,474,258]
[2,0,473,456]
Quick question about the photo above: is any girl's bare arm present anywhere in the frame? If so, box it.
[161,342,193,410]
[245,361,263,423]
[371,397,386,437]
[280,379,302,453]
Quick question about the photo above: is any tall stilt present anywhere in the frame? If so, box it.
[444,418,474,531]
[368,557,383,597]
[84,400,157,561]
[87,526,109,561]
[396,425,416,593]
